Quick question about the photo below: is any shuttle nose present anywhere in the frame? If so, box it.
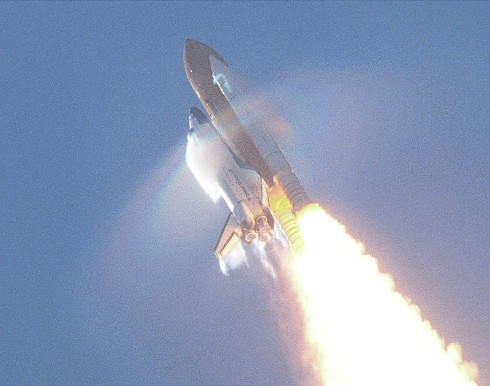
[188,106,208,132]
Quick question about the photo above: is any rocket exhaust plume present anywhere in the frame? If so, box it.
[182,39,480,384]
[277,204,479,386]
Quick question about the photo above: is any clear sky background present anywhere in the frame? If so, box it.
[1,2,488,385]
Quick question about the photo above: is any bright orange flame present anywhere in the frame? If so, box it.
[290,205,478,385]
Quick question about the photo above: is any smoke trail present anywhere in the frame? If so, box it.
[280,205,480,385]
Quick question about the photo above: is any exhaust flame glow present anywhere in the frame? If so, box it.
[288,204,479,385]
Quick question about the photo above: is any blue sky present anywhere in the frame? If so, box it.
[1,2,488,384]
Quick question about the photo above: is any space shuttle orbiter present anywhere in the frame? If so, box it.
[184,39,314,267]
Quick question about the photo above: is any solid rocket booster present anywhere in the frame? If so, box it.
[209,55,311,214]
[183,39,311,215]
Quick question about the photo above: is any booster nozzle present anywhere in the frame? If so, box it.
[274,171,311,214]
[268,184,305,254]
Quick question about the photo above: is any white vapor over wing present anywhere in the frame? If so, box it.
[219,241,249,275]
